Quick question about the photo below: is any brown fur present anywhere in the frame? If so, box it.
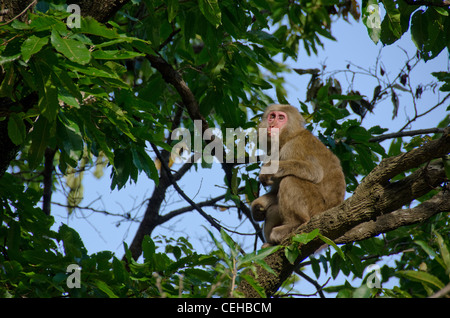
[251,104,346,245]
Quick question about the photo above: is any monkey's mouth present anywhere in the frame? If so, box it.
[268,128,278,136]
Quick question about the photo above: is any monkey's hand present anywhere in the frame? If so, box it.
[259,173,274,186]
[251,202,266,221]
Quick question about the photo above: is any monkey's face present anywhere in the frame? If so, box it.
[267,111,287,136]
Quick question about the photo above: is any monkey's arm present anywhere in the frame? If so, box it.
[265,157,324,184]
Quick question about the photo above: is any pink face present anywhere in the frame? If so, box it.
[267,111,287,136]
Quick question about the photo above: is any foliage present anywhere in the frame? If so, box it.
[314,213,450,298]
[362,0,450,61]
[0,177,279,298]
[0,0,449,298]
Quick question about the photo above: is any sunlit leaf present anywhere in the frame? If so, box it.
[51,30,91,65]
[21,35,49,62]
[198,0,222,27]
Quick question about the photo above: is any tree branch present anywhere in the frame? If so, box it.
[369,127,445,143]
[42,147,56,216]
[146,54,208,132]
[335,188,450,244]
[145,52,264,243]
[237,128,450,298]
[158,193,229,224]
[429,282,450,298]
[150,143,223,233]
[70,0,132,23]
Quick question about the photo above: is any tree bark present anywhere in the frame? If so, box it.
[237,128,450,298]
[70,0,132,23]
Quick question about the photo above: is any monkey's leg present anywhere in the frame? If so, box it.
[251,192,277,222]
[270,177,326,244]
[262,203,282,247]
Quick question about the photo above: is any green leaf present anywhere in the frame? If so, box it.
[434,231,450,273]
[317,233,346,260]
[414,240,441,263]
[433,6,449,16]
[62,60,122,79]
[0,37,22,65]
[443,155,450,180]
[310,256,321,278]
[57,116,84,162]
[131,148,159,184]
[291,229,320,244]
[28,116,52,168]
[39,83,59,121]
[92,49,145,60]
[58,224,87,259]
[237,245,280,270]
[411,10,427,53]
[7,113,26,145]
[94,280,119,298]
[380,0,402,44]
[29,15,66,32]
[285,244,300,264]
[112,257,128,283]
[220,228,239,258]
[355,144,376,173]
[51,30,91,65]
[346,125,372,143]
[142,235,156,260]
[431,71,450,94]
[362,0,382,44]
[79,17,119,39]
[21,35,49,62]
[396,270,445,290]
[198,0,222,27]
[167,0,179,22]
[240,274,266,297]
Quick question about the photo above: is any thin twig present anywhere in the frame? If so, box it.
[369,127,446,143]
[399,93,450,131]
[150,142,223,232]
[0,0,37,27]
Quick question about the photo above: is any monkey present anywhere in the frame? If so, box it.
[251,104,346,246]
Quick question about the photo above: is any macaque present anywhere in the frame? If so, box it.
[251,104,346,246]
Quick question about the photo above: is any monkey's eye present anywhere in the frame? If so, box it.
[278,114,285,120]
[269,113,276,120]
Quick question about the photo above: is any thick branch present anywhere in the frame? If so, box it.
[237,128,450,298]
[127,149,172,260]
[146,54,208,133]
[335,189,450,244]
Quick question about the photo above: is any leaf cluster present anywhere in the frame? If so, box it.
[0,9,161,189]
[0,172,280,298]
[362,0,450,61]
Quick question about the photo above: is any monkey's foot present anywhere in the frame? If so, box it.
[269,225,295,244]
